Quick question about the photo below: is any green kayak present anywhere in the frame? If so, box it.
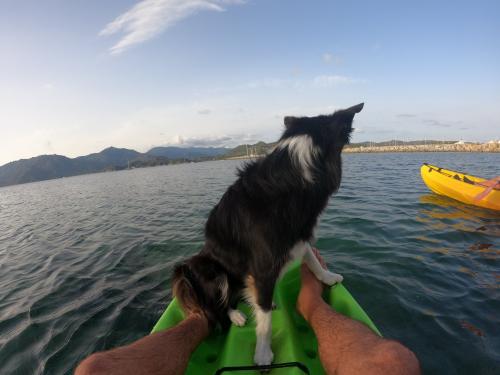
[151,262,381,374]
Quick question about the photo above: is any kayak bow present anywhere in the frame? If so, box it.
[152,262,380,375]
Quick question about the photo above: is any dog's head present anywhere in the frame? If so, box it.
[279,103,363,190]
[282,103,363,155]
[172,254,231,328]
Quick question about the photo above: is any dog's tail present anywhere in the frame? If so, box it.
[172,263,204,316]
[172,258,232,328]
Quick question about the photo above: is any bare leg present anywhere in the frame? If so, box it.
[75,314,209,375]
[297,249,420,375]
[303,244,343,285]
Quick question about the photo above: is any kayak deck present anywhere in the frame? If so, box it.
[152,262,380,374]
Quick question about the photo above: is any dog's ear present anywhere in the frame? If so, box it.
[284,116,298,129]
[333,103,364,124]
[172,263,203,315]
[345,102,364,114]
[331,103,364,144]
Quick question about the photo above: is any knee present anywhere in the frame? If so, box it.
[371,341,420,374]
[75,353,109,375]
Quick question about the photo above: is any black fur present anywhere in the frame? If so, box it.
[172,103,363,327]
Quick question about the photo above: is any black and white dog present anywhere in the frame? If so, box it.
[172,103,363,365]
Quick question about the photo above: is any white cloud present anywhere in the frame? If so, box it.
[166,134,233,147]
[322,53,341,64]
[197,108,212,115]
[245,78,290,89]
[100,0,245,55]
[312,75,364,87]
[209,75,363,93]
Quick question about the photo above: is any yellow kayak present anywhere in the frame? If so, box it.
[420,164,500,211]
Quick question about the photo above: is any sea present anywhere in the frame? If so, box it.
[0,152,498,375]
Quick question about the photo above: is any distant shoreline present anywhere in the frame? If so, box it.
[225,143,500,160]
[2,143,498,189]
[343,143,499,153]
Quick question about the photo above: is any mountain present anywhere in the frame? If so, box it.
[0,147,159,188]
[147,146,229,159]
[74,147,142,172]
[0,146,233,188]
[0,155,78,187]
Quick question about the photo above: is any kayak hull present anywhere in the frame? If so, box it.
[152,262,380,375]
[420,164,500,211]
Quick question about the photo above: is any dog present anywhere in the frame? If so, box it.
[172,103,363,365]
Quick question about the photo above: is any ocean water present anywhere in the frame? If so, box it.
[0,152,498,375]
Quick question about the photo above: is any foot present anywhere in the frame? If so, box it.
[319,270,343,285]
[228,309,247,327]
[254,344,274,366]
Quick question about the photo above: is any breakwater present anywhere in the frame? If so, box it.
[344,143,500,153]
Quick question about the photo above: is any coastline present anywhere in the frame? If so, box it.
[343,143,500,153]
[224,143,500,160]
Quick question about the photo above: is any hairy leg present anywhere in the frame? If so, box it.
[303,243,343,285]
[297,249,420,375]
[75,314,209,375]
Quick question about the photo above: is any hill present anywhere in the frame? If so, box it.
[0,146,231,188]
[147,146,228,159]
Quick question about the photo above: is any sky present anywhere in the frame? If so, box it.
[0,0,499,166]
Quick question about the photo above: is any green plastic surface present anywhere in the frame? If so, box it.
[151,262,381,374]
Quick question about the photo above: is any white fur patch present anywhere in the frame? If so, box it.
[228,309,247,326]
[254,308,273,365]
[277,135,319,182]
[303,244,343,285]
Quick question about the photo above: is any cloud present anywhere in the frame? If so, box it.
[208,75,365,94]
[322,53,342,64]
[100,0,245,55]
[245,78,289,89]
[312,75,364,87]
[423,119,452,128]
[397,113,417,118]
[197,109,212,115]
[43,83,55,90]
[165,134,254,147]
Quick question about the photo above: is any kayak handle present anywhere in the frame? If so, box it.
[214,361,310,374]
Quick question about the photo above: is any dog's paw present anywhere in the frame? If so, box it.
[254,344,274,366]
[228,309,247,327]
[320,271,343,286]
